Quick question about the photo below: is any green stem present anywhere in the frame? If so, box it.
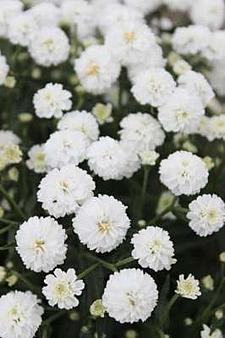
[0,185,25,219]
[0,218,18,226]
[0,224,15,235]
[0,242,15,251]
[115,256,135,268]
[160,294,179,327]
[43,310,67,326]
[139,167,150,218]
[149,197,177,226]
[78,263,100,279]
[84,252,117,272]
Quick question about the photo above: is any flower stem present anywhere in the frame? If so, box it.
[0,242,15,251]
[0,184,25,219]
[149,197,177,226]
[84,252,117,272]
[78,263,100,279]
[160,294,179,327]
[115,256,135,268]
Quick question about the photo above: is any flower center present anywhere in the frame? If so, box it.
[126,292,136,306]
[201,208,218,223]
[98,220,110,234]
[86,62,100,76]
[59,180,69,192]
[54,282,69,297]
[34,239,45,252]
[182,281,194,294]
[42,38,54,51]
[149,239,162,254]
[124,31,136,43]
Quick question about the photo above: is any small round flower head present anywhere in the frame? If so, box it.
[208,115,225,141]
[102,268,158,323]
[131,226,176,271]
[29,27,70,67]
[73,195,130,253]
[29,2,60,27]
[190,0,225,31]
[0,53,9,85]
[131,68,176,107]
[159,151,209,196]
[119,113,165,153]
[7,12,37,47]
[172,25,211,55]
[37,165,95,218]
[74,45,121,95]
[44,130,88,169]
[207,62,225,97]
[0,1,23,38]
[187,194,225,237]
[26,144,48,174]
[0,291,43,338]
[139,150,159,166]
[0,130,20,146]
[163,0,191,11]
[158,87,205,133]
[42,268,85,310]
[123,0,162,14]
[58,110,99,143]
[203,32,225,62]
[200,325,223,338]
[92,103,113,125]
[178,71,214,108]
[33,83,72,119]
[86,136,140,180]
[176,274,201,300]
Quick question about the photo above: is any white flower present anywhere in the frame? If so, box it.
[203,32,225,62]
[190,0,225,31]
[33,83,72,119]
[86,136,140,181]
[7,12,37,47]
[131,68,176,107]
[187,194,225,237]
[16,216,67,273]
[207,115,225,141]
[58,110,99,143]
[44,130,88,169]
[173,59,192,76]
[26,144,48,174]
[42,268,85,310]
[0,130,20,146]
[200,325,223,338]
[175,274,201,299]
[29,27,70,67]
[92,103,113,125]
[159,151,209,196]
[178,71,214,107]
[37,165,95,218]
[139,150,159,166]
[131,226,176,271]
[158,87,205,133]
[29,2,60,27]
[0,53,9,85]
[119,113,165,153]
[73,195,130,253]
[163,0,192,11]
[123,0,162,14]
[0,291,43,338]
[0,1,23,38]
[102,268,158,323]
[74,45,121,95]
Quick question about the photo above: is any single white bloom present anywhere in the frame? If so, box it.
[202,32,225,62]
[139,150,159,166]
[159,151,209,196]
[44,130,88,169]
[175,274,201,300]
[131,226,176,271]
[158,87,205,133]
[92,103,113,125]
[187,194,225,237]
[16,216,67,273]
[131,68,176,107]
[0,130,20,146]
[200,324,223,338]
[33,83,72,119]
[43,268,85,310]
[0,291,43,338]
[26,144,48,174]
[73,195,130,253]
[74,45,121,95]
[7,12,37,47]
[0,53,9,85]
[58,110,99,143]
[37,165,95,218]
[29,27,70,67]
[86,136,140,181]
[0,1,23,38]
[173,59,192,76]
[29,2,60,27]
[102,268,158,323]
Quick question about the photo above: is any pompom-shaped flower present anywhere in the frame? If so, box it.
[119,112,165,152]
[86,136,140,180]
[29,2,60,27]
[175,274,201,300]
[37,165,95,218]
[0,1,23,38]
[0,130,20,146]
[8,12,37,47]
[16,216,67,272]
[58,110,99,143]
[102,269,158,323]
[187,194,225,237]
[74,45,120,95]
[73,195,130,253]
[29,27,70,67]
[131,226,176,272]
[0,53,9,85]
[44,130,88,169]
[33,83,72,119]
[26,144,48,174]
[0,291,43,338]
[131,68,176,107]
[158,87,205,133]
[159,151,209,196]
[42,268,85,310]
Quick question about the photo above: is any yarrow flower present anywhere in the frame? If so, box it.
[42,268,85,310]
[16,216,67,273]
[175,274,201,300]
[37,165,95,218]
[0,1,23,38]
[159,151,209,196]
[26,144,48,174]
[0,53,9,85]
[33,83,72,119]
[7,12,37,47]
[0,291,43,338]
[131,226,176,271]
[29,2,60,27]
[187,194,225,237]
[200,324,223,338]
[73,195,130,253]
[102,269,158,323]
